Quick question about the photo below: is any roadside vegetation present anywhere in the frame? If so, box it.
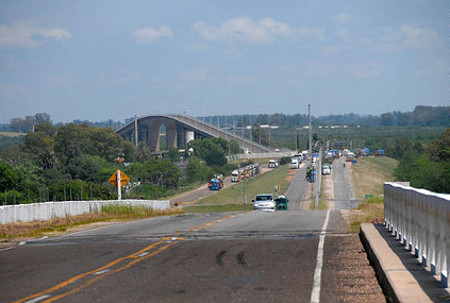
[345,157,397,232]
[184,164,291,212]
[0,205,183,239]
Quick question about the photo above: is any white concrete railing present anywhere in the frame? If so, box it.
[0,200,170,225]
[228,151,296,160]
[384,182,450,287]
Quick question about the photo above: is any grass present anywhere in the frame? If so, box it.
[0,205,183,239]
[309,200,329,210]
[191,165,292,206]
[345,157,397,233]
[0,132,25,137]
[350,156,398,199]
[347,196,384,233]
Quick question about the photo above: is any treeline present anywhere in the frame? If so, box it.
[393,128,450,193]
[201,105,450,129]
[0,122,241,204]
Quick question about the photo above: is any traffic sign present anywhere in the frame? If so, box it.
[108,169,130,189]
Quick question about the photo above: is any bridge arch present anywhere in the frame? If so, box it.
[116,115,272,153]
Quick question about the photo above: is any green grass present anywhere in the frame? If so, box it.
[351,156,398,199]
[192,165,292,206]
[309,200,329,210]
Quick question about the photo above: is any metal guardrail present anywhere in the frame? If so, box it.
[384,182,450,287]
[0,200,170,224]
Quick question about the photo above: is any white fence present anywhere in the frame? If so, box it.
[0,200,170,225]
[384,182,450,287]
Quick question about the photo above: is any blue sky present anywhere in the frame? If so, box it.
[0,0,448,123]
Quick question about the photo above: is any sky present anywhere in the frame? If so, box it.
[0,0,449,123]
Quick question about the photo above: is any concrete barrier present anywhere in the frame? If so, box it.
[384,182,450,288]
[0,200,170,225]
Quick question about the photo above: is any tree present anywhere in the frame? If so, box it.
[0,161,17,191]
[251,123,270,146]
[34,113,52,125]
[185,157,214,183]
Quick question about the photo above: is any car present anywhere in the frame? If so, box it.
[322,164,331,175]
[253,194,275,211]
[268,159,278,168]
[275,195,289,210]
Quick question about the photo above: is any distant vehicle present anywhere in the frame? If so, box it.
[346,152,356,162]
[275,195,288,210]
[268,159,278,168]
[322,164,331,175]
[208,178,223,190]
[290,157,299,169]
[374,149,385,156]
[274,148,280,152]
[231,170,240,182]
[253,194,275,211]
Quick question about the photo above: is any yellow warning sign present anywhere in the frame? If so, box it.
[108,169,130,189]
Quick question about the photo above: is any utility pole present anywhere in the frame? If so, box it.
[308,104,312,157]
[134,115,138,147]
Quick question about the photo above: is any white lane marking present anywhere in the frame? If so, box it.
[310,209,331,303]
[93,269,111,275]
[25,294,51,303]
[137,252,149,257]
[0,246,14,252]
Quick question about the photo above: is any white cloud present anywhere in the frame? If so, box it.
[227,75,258,86]
[334,13,351,23]
[131,26,173,44]
[381,25,441,51]
[399,25,441,50]
[192,17,323,44]
[0,22,71,49]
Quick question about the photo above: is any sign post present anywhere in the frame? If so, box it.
[108,169,130,201]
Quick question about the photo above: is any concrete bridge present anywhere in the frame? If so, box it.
[116,114,272,153]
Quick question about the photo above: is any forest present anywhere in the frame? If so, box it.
[0,121,241,204]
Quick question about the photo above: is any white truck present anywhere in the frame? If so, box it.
[231,170,240,182]
[290,157,299,169]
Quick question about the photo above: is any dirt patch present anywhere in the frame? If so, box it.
[322,234,386,303]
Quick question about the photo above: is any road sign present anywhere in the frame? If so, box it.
[108,169,130,189]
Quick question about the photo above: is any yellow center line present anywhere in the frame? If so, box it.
[12,214,236,303]
[11,241,164,303]
[41,242,178,303]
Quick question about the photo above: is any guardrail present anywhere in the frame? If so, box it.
[228,151,295,160]
[0,200,170,225]
[384,182,450,287]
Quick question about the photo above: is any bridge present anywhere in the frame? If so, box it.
[116,114,272,153]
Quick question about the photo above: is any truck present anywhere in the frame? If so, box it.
[268,159,278,168]
[290,157,299,169]
[208,178,223,190]
[231,170,240,182]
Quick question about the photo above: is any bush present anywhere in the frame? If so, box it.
[279,156,291,165]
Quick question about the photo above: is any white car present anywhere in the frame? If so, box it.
[253,194,275,211]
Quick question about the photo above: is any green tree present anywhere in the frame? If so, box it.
[251,123,270,146]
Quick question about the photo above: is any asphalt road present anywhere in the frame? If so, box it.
[0,161,379,303]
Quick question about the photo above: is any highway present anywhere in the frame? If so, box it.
[0,160,384,303]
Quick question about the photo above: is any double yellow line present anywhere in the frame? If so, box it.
[12,214,235,303]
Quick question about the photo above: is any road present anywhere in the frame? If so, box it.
[0,160,383,303]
